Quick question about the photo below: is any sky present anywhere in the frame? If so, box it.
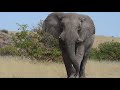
[0,12,120,37]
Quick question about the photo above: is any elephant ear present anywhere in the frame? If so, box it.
[42,12,64,39]
[79,15,95,41]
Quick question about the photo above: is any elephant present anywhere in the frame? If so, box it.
[43,12,95,78]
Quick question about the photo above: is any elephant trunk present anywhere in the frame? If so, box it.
[65,31,84,77]
[65,31,81,65]
[66,41,79,70]
[66,44,76,62]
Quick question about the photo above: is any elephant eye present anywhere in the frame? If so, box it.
[77,26,81,33]
[78,29,80,32]
[60,23,65,29]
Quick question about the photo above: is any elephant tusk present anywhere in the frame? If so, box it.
[77,38,83,43]
[59,36,61,39]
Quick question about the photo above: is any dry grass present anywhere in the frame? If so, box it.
[0,56,120,78]
[93,36,120,48]
[86,60,120,78]
[0,56,66,78]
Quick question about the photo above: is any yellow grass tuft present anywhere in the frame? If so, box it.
[0,56,66,78]
[0,56,120,78]
[86,60,120,78]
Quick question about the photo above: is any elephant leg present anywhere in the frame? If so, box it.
[59,42,76,78]
[62,52,76,78]
[80,41,94,78]
[79,52,89,78]
[74,43,85,78]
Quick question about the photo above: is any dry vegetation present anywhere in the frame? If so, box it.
[93,36,120,48]
[0,36,120,78]
[0,56,120,78]
[8,31,120,48]
[0,56,66,78]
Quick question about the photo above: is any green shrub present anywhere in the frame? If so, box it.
[89,41,120,61]
[40,31,59,49]
[98,42,120,60]
[2,22,120,62]
[0,45,19,56]
[89,48,99,60]
[10,23,61,61]
[0,29,8,34]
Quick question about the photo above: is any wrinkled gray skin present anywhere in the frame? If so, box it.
[43,12,95,78]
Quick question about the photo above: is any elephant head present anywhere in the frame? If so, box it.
[43,12,95,78]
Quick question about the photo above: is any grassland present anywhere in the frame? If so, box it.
[93,36,120,48]
[0,56,120,78]
[0,36,120,78]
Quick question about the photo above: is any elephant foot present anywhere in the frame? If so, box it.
[79,75,86,78]
[79,72,86,78]
[68,75,75,78]
[68,75,85,78]
[74,74,80,78]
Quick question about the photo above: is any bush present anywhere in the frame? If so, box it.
[0,45,19,56]
[10,23,61,61]
[2,22,120,62]
[0,29,8,34]
[1,22,120,62]
[89,48,99,60]
[89,41,120,61]
[0,21,61,62]
[38,30,59,49]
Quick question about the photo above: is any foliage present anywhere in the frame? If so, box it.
[1,20,120,62]
[9,22,61,61]
[0,45,19,56]
[0,29,8,34]
[89,41,120,61]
